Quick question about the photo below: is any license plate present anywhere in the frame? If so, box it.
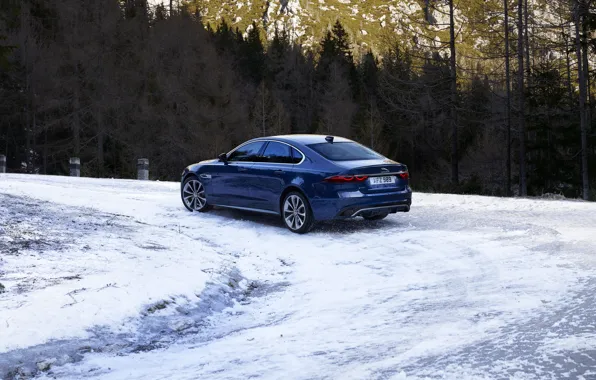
[369,176,396,186]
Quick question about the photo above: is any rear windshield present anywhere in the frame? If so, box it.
[307,142,383,161]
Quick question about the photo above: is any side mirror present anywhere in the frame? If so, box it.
[218,153,228,163]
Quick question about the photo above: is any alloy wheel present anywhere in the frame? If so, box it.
[183,179,207,211]
[283,194,307,231]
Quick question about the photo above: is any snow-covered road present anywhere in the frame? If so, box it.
[1,174,595,380]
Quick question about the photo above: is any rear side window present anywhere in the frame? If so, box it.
[228,141,265,162]
[290,147,303,164]
[307,142,382,161]
[261,142,293,164]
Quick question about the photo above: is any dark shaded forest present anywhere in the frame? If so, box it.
[0,0,595,199]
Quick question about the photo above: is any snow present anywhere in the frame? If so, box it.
[540,333,596,355]
[0,178,223,354]
[1,174,596,379]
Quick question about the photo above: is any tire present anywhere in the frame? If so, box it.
[181,176,212,212]
[362,212,389,221]
[281,191,314,234]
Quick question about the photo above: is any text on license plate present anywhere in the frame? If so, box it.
[369,176,396,186]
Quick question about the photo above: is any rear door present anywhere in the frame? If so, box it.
[249,141,303,212]
[213,141,266,207]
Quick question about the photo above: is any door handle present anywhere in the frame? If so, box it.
[274,170,285,175]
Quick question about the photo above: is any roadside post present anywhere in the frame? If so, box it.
[137,158,149,180]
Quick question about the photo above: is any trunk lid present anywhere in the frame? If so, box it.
[334,159,407,176]
[324,159,409,194]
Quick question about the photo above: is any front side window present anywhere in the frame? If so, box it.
[228,141,265,162]
[261,142,294,164]
[307,142,383,161]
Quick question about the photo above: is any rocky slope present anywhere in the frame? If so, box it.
[158,0,448,54]
[148,0,562,64]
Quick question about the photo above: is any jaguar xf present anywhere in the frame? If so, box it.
[180,135,412,233]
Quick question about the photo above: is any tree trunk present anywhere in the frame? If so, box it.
[25,98,31,172]
[582,20,591,130]
[517,0,527,196]
[504,0,512,197]
[524,0,531,86]
[277,102,282,133]
[96,107,104,178]
[43,126,48,174]
[523,0,534,154]
[73,83,81,157]
[574,1,590,200]
[370,98,374,149]
[564,25,574,104]
[25,69,32,173]
[449,0,458,185]
[262,81,266,136]
[28,70,36,173]
[32,109,37,173]
[4,123,8,166]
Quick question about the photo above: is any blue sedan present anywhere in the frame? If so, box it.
[181,135,412,233]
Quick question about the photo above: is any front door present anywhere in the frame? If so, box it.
[212,141,265,208]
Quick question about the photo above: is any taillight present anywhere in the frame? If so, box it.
[324,175,369,183]
[398,172,409,180]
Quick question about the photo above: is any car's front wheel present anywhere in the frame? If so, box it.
[282,192,314,234]
[182,176,211,212]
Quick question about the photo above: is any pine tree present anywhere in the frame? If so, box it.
[526,68,576,195]
[266,27,290,81]
[317,21,357,89]
[154,3,168,21]
[239,22,265,84]
[318,61,357,137]
[357,52,382,149]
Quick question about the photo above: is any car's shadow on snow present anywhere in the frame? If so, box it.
[208,207,409,235]
[312,219,406,234]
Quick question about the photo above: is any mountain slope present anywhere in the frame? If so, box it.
[164,0,446,53]
[147,0,562,68]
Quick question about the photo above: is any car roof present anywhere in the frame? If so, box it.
[254,134,353,145]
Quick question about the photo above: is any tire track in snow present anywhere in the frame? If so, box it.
[387,278,596,380]
[0,194,288,379]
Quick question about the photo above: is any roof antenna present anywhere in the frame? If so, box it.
[325,135,334,143]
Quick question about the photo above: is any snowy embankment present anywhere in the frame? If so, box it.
[1,174,595,379]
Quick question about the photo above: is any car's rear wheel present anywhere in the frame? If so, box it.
[282,192,314,234]
[362,212,389,221]
[182,176,211,212]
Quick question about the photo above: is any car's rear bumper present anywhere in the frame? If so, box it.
[310,188,412,221]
